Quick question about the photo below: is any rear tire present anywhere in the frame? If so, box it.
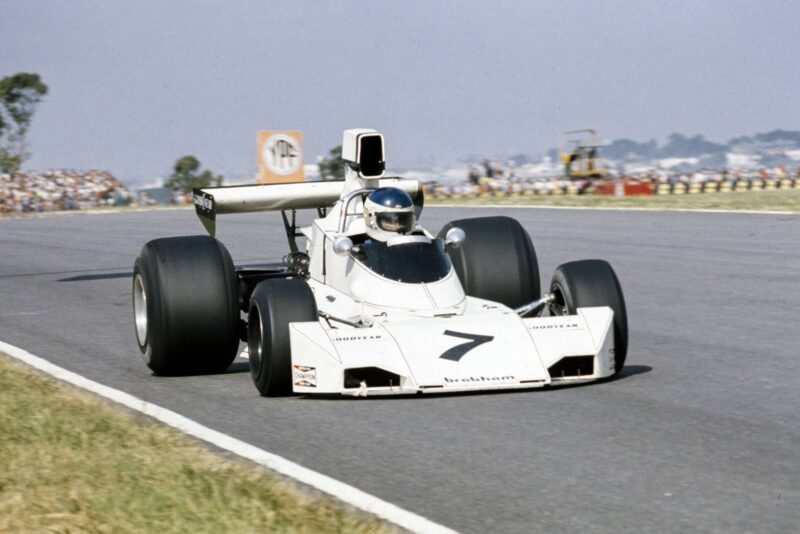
[438,216,540,309]
[248,278,318,397]
[549,259,628,373]
[132,236,240,375]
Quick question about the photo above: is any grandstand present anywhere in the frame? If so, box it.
[0,170,134,214]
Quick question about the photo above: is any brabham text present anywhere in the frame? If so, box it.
[443,375,515,383]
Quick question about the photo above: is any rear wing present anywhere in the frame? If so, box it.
[193,178,420,236]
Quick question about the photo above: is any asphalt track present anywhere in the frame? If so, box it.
[1,206,799,533]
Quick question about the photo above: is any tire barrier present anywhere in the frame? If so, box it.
[424,182,594,199]
[424,178,799,200]
[654,178,798,195]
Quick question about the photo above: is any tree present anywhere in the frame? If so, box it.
[163,155,223,193]
[317,145,344,181]
[0,72,48,173]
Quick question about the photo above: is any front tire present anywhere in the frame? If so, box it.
[132,236,240,375]
[549,259,628,373]
[248,278,318,397]
[438,216,540,309]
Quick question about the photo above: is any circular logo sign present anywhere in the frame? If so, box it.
[262,134,302,176]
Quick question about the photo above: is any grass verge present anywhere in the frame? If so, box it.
[0,354,395,533]
[427,188,800,213]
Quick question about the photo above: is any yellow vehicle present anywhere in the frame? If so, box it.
[559,129,609,180]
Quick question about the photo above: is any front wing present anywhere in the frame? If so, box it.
[289,307,616,396]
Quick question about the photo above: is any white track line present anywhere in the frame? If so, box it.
[0,340,457,534]
[431,203,797,215]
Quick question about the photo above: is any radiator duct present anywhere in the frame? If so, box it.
[344,367,401,389]
[548,356,594,378]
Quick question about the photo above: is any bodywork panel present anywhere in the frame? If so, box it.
[289,302,615,396]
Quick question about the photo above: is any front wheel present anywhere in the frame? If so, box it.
[549,259,628,373]
[248,278,318,396]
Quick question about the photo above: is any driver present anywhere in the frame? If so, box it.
[363,187,416,242]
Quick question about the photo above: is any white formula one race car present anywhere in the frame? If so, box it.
[132,129,628,397]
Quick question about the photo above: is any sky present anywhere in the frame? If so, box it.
[1,0,799,186]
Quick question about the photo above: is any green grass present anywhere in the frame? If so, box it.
[0,354,395,533]
[427,188,800,213]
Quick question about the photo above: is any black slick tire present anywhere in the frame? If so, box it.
[549,259,628,373]
[438,216,540,309]
[132,235,240,375]
[248,278,318,397]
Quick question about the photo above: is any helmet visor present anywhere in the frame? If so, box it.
[376,211,414,233]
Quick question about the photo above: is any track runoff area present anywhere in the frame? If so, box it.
[0,341,456,534]
[1,203,798,533]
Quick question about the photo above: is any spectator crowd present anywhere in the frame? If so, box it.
[0,170,134,214]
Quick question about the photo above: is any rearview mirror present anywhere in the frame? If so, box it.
[445,227,465,248]
[333,236,354,256]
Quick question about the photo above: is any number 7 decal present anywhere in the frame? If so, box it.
[439,330,494,362]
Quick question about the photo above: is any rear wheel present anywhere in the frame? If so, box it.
[248,278,318,396]
[549,259,628,373]
[438,216,540,309]
[132,235,240,375]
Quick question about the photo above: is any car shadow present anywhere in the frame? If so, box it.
[148,360,251,377]
[225,361,251,374]
[58,271,132,282]
[605,364,652,381]
[55,259,282,282]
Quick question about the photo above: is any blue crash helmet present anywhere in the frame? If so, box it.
[363,187,415,241]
